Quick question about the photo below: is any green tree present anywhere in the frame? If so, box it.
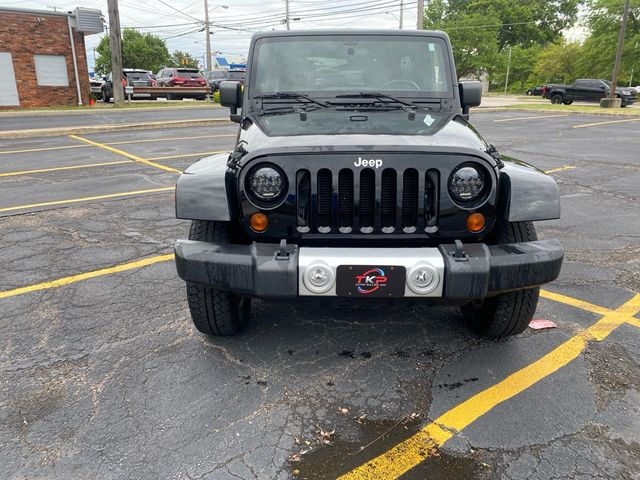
[425,0,583,49]
[577,0,640,83]
[95,29,170,75]
[425,1,501,78]
[169,50,199,69]
[491,45,545,93]
[529,41,583,84]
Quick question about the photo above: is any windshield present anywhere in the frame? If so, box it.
[177,70,203,78]
[125,72,150,81]
[251,35,452,97]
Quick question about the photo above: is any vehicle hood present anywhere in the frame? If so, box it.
[237,110,490,156]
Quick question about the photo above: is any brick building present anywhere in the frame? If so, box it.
[0,7,103,108]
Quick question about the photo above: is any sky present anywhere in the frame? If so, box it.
[1,0,418,70]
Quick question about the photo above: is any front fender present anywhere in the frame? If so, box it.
[498,156,561,222]
[175,152,233,221]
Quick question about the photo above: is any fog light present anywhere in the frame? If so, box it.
[466,212,486,232]
[249,212,269,232]
[303,264,334,294]
[407,264,439,295]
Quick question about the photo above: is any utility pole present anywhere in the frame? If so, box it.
[602,0,630,108]
[504,45,512,94]
[285,0,290,30]
[417,0,424,30]
[107,0,124,105]
[204,0,212,71]
[399,0,404,29]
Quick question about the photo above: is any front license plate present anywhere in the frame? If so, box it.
[336,265,406,298]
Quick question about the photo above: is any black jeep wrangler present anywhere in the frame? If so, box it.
[174,30,563,338]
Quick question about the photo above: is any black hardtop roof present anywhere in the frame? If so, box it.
[250,29,449,41]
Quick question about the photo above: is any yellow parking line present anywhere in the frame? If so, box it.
[0,186,174,213]
[627,316,640,328]
[0,134,235,156]
[0,253,175,300]
[540,289,611,316]
[573,117,640,129]
[0,144,89,155]
[494,114,571,123]
[544,165,576,174]
[0,160,132,177]
[68,135,182,174]
[146,150,227,161]
[339,293,640,480]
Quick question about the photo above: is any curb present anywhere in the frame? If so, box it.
[0,104,223,118]
[0,119,233,139]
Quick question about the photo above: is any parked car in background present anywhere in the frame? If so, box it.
[526,85,548,96]
[543,79,637,107]
[101,69,156,102]
[89,77,104,96]
[156,68,207,100]
[204,69,245,93]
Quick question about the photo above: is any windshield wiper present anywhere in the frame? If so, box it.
[333,92,423,109]
[254,92,330,108]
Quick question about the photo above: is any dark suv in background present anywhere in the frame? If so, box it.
[101,69,155,102]
[204,69,245,93]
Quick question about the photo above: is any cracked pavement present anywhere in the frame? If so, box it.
[0,111,639,479]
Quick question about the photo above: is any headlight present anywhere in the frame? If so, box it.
[246,164,287,205]
[448,164,487,203]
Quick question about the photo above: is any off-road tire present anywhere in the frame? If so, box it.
[186,220,251,336]
[563,99,574,105]
[102,89,109,103]
[550,94,563,104]
[461,220,540,338]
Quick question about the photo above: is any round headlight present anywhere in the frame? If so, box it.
[448,165,486,203]
[247,164,287,205]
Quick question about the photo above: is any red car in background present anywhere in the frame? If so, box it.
[156,67,207,100]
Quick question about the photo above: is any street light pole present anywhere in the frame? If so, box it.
[609,0,630,98]
[285,0,290,30]
[204,0,212,71]
[504,45,512,94]
[399,0,403,29]
[602,0,630,108]
[417,0,424,30]
[107,0,124,105]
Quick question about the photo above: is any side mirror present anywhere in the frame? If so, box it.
[459,81,482,117]
[220,81,243,123]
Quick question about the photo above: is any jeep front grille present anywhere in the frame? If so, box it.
[296,167,439,234]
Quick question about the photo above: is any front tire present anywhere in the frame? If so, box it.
[550,94,563,104]
[186,220,251,336]
[563,99,574,105]
[461,221,540,338]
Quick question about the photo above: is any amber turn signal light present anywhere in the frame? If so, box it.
[466,212,486,232]
[250,212,269,232]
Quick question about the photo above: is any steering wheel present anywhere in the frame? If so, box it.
[380,79,421,90]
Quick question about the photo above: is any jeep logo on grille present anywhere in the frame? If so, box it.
[354,157,383,169]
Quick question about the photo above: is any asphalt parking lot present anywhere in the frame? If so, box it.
[1,109,639,480]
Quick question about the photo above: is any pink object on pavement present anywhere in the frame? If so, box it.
[529,319,557,330]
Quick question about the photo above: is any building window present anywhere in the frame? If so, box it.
[34,55,69,87]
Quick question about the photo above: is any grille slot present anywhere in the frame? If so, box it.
[425,169,439,227]
[380,169,397,228]
[359,169,376,229]
[317,169,333,227]
[402,169,419,228]
[296,170,311,229]
[338,169,354,228]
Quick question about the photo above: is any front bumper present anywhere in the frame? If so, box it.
[174,239,563,300]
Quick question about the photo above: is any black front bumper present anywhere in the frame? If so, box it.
[174,239,563,300]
